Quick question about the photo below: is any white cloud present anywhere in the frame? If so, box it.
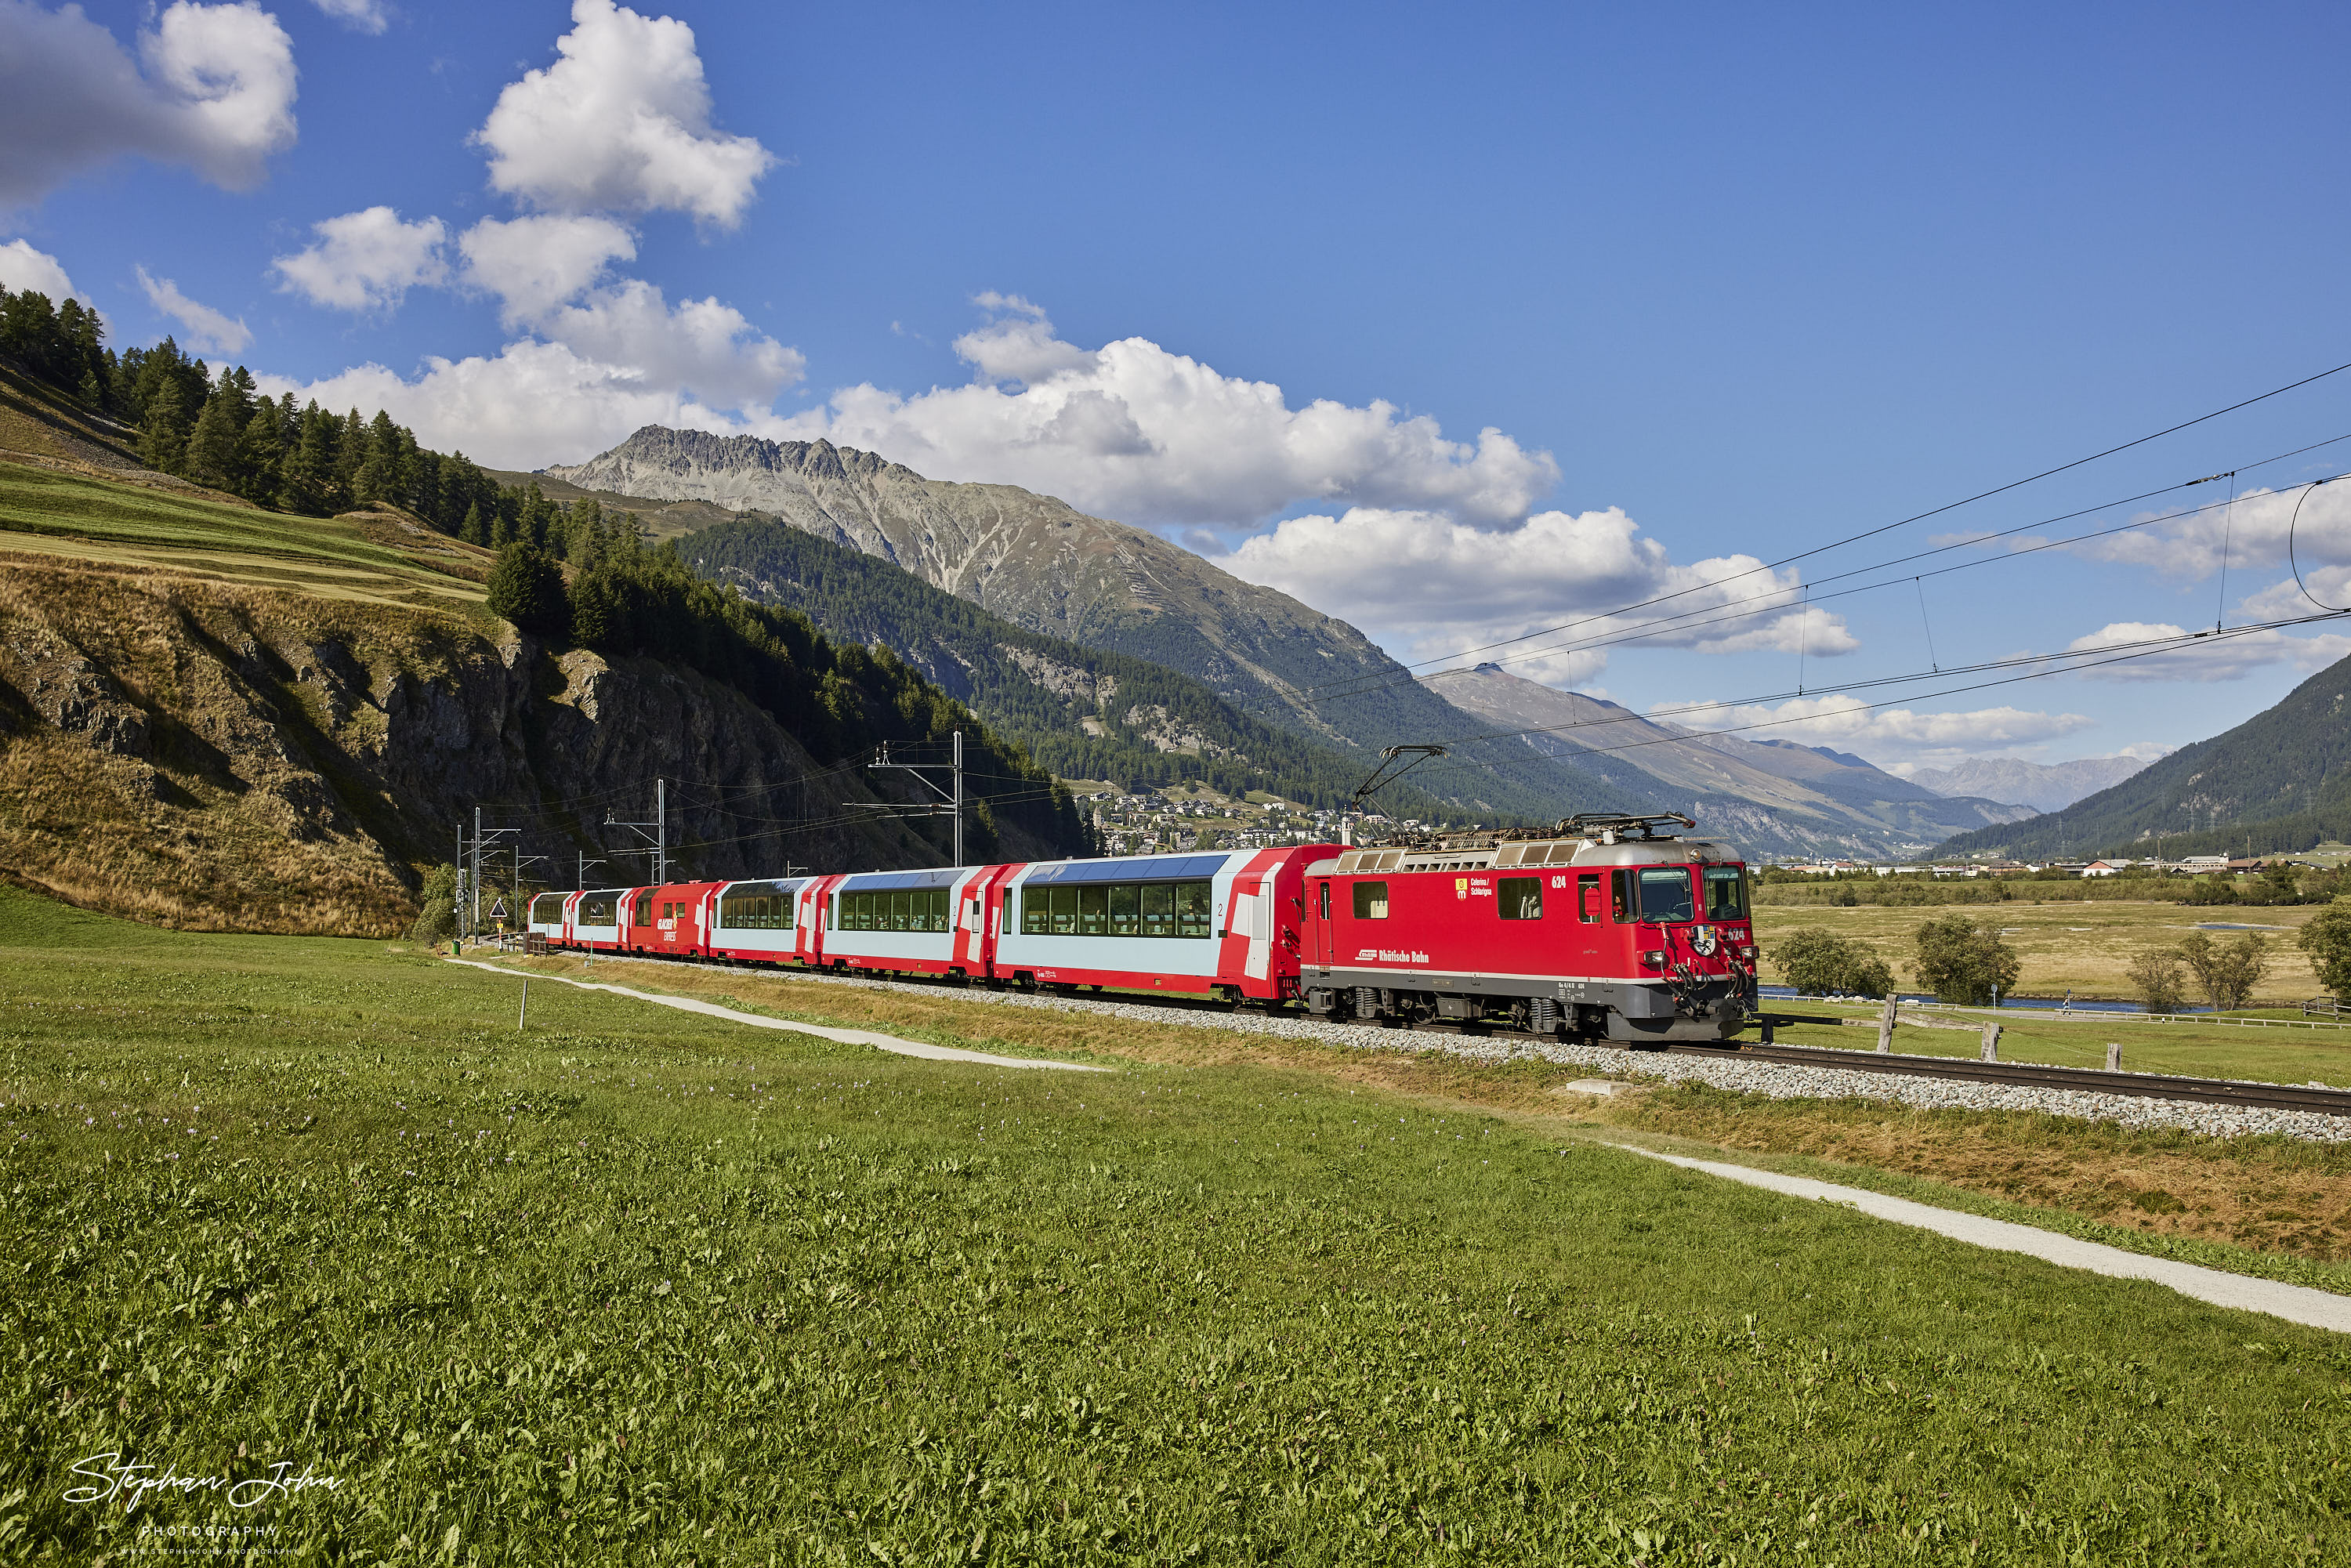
[2064,480,2351,582]
[473,0,773,227]
[458,214,636,324]
[255,320,800,469]
[2062,620,2351,683]
[1659,693,2096,766]
[134,264,248,354]
[533,280,802,410]
[0,1,298,210]
[256,339,763,469]
[1223,504,1849,684]
[308,0,386,34]
[270,206,447,311]
[0,237,92,305]
[777,298,1559,529]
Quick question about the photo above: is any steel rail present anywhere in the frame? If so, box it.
[1662,1039,2351,1117]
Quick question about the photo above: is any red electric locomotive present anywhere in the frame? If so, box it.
[1295,813,1758,1042]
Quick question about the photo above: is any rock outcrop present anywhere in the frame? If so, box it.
[0,556,972,934]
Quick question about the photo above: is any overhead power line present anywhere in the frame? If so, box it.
[1295,357,2351,699]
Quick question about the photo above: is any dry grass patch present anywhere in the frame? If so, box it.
[1603,1085,2351,1261]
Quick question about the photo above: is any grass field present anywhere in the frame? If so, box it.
[9,889,2351,1563]
[0,460,491,611]
[1754,898,2327,1003]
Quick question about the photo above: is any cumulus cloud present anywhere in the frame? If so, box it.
[135,264,248,354]
[777,298,1559,528]
[533,280,802,410]
[1223,503,1850,684]
[458,213,636,324]
[0,1,297,210]
[270,206,447,311]
[473,0,773,226]
[308,0,386,34]
[2061,620,2351,683]
[255,338,782,469]
[0,237,92,305]
[1658,693,2096,766]
[2061,479,2351,583]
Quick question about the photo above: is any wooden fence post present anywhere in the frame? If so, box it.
[1877,997,1896,1054]
[1980,1022,2001,1062]
[2106,1041,2121,1071]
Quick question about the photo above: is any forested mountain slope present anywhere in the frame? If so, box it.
[682,514,1483,817]
[544,425,1648,822]
[1933,654,2351,860]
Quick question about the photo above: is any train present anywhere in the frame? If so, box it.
[523,813,1759,1044]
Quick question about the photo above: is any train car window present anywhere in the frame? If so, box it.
[1177,882,1212,937]
[1610,871,1633,923]
[1704,867,1747,920]
[1047,885,1077,934]
[1352,881,1389,919]
[636,893,653,925]
[1109,884,1139,936]
[1577,875,1600,924]
[532,894,565,924]
[1141,884,1174,939]
[582,896,615,926]
[1317,882,1331,920]
[1078,885,1107,935]
[1638,867,1695,923]
[1498,877,1542,920]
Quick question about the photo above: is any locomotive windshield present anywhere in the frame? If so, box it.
[1703,865,1748,920]
[1636,866,1694,923]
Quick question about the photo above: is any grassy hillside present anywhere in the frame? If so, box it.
[682,513,1489,818]
[1934,651,2351,860]
[0,451,1086,933]
[9,888,2351,1560]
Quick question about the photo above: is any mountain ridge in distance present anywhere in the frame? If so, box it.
[540,425,1650,824]
[1420,664,2031,860]
[1899,753,2165,816]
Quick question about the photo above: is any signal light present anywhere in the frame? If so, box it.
[1640,949,1665,969]
[1735,943,1755,959]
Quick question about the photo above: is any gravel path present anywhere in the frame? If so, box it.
[513,952,2351,1143]
[1618,1146,2351,1334]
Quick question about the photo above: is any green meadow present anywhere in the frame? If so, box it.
[5,886,2351,1564]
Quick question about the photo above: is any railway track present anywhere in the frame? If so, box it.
[1661,1038,2351,1118]
[509,945,2351,1120]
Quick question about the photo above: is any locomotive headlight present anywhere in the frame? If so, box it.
[1735,943,1755,960]
[1639,949,1666,969]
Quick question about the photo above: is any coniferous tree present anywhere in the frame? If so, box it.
[485,541,570,638]
[137,375,194,473]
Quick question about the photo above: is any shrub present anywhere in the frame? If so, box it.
[407,863,458,943]
[2182,878,2238,907]
[2125,948,2186,1015]
[2298,900,2351,999]
[2177,929,2268,1012]
[1912,914,2021,1005]
[1770,927,1896,998]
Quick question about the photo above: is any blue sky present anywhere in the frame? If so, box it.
[6,0,2351,777]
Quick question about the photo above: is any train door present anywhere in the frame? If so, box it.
[1573,871,1606,973]
[1311,878,1333,967]
[1230,877,1271,983]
